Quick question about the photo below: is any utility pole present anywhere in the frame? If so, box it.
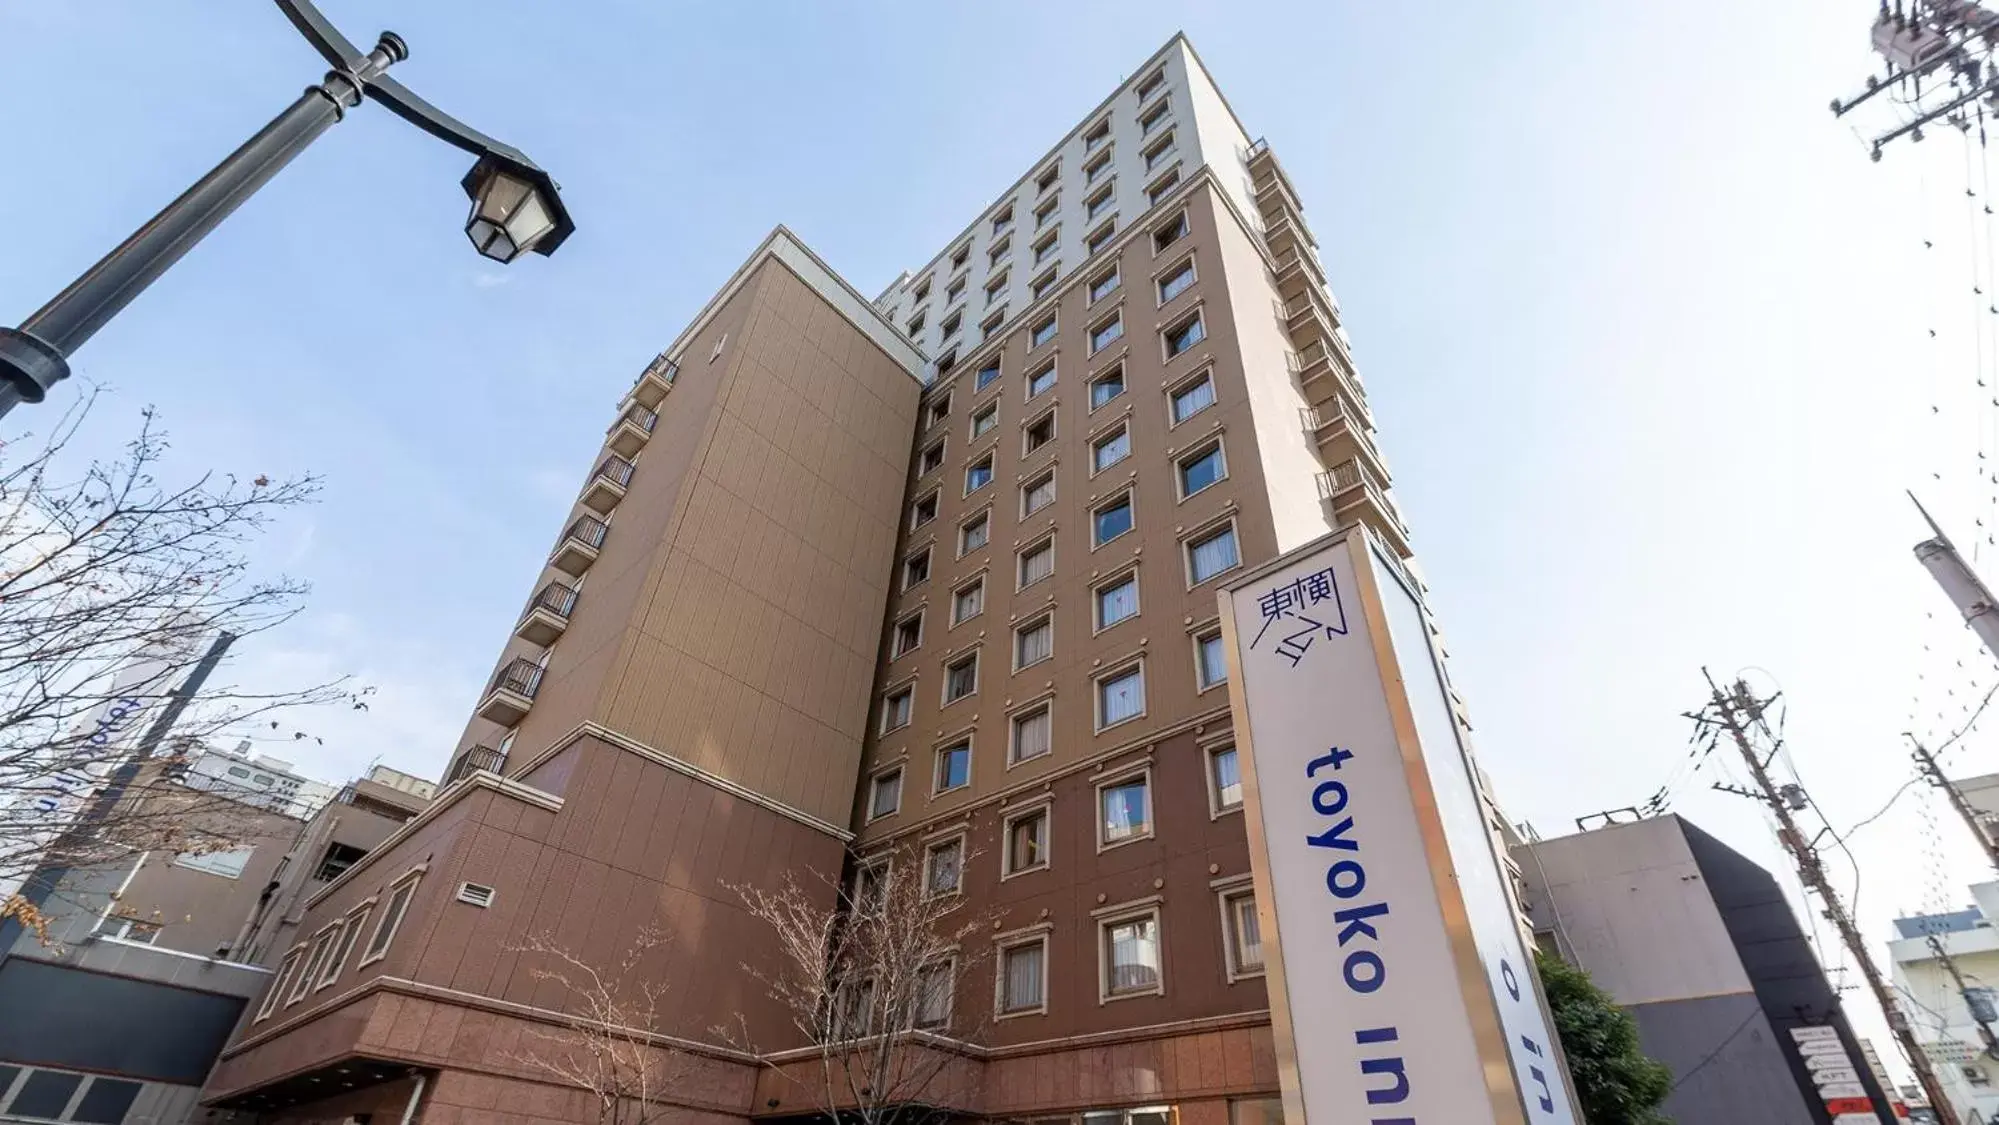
[1910,733,1999,872]
[1699,671,1962,1125]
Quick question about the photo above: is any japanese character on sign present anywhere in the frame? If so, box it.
[1249,565,1348,666]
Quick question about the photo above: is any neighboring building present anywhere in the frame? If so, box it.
[231,765,434,968]
[1889,883,1999,1124]
[1515,815,1897,1124]
[176,741,339,818]
[202,35,1466,1125]
[1856,1038,1907,1117]
[0,760,302,1125]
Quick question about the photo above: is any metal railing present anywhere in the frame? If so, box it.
[488,657,544,700]
[1301,398,1361,433]
[594,455,636,488]
[564,514,609,550]
[641,353,678,386]
[1315,458,1390,502]
[621,404,659,433]
[444,745,508,786]
[530,581,579,620]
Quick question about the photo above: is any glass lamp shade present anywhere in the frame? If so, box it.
[465,168,557,263]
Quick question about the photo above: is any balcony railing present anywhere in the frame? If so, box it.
[477,658,545,726]
[609,403,659,458]
[1315,460,1413,558]
[566,514,609,550]
[516,581,579,646]
[582,455,636,514]
[632,354,678,410]
[532,581,579,619]
[444,745,508,787]
[552,514,609,577]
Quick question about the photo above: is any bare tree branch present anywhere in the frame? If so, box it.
[507,927,687,1125]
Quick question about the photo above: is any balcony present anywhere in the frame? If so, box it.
[581,455,635,514]
[631,353,678,410]
[1302,400,1390,488]
[608,404,658,459]
[551,514,609,577]
[1283,289,1337,346]
[515,581,579,647]
[476,658,544,727]
[1272,245,1328,299]
[1316,459,1413,559]
[443,745,508,786]
[1262,213,1312,263]
[1245,140,1306,227]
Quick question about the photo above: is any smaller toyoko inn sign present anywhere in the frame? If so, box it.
[1219,527,1581,1125]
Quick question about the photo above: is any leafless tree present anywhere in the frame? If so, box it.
[727,841,990,1125]
[508,927,686,1125]
[0,395,351,937]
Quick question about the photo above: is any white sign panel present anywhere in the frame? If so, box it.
[1225,532,1578,1125]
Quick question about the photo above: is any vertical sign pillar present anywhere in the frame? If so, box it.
[1219,527,1580,1125]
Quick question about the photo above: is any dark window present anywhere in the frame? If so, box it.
[12,1070,83,1119]
[313,841,367,882]
[74,1077,144,1124]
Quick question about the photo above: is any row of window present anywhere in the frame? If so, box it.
[252,868,422,1022]
[0,1065,142,1125]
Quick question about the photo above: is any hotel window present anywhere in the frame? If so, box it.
[961,512,991,554]
[989,235,1012,268]
[1015,616,1054,671]
[1153,211,1190,253]
[322,903,372,987]
[1170,370,1215,423]
[936,349,958,377]
[1158,258,1195,304]
[999,936,1048,1015]
[1196,631,1229,691]
[1087,219,1117,257]
[1223,888,1264,977]
[1164,311,1206,358]
[1095,570,1139,627]
[953,577,985,624]
[855,860,889,909]
[967,455,994,494]
[944,652,979,704]
[869,769,903,821]
[1035,195,1060,229]
[1090,364,1126,410]
[1085,149,1113,184]
[360,870,422,965]
[257,948,303,1020]
[971,401,998,439]
[1019,539,1054,588]
[926,838,964,897]
[1011,704,1052,764]
[913,277,932,304]
[1101,909,1162,997]
[975,360,1001,391]
[1210,743,1243,811]
[915,960,954,1028]
[1034,229,1060,266]
[907,310,927,338]
[1086,183,1116,222]
[893,613,923,657]
[919,439,945,475]
[1092,425,1130,473]
[1097,664,1145,729]
[1099,771,1152,845]
[986,271,1009,306]
[992,204,1014,237]
[881,687,913,733]
[1136,68,1166,103]
[946,274,966,303]
[1084,118,1111,152]
[1031,313,1058,348]
[925,394,951,429]
[981,307,1007,339]
[1140,97,1171,135]
[1032,267,1060,301]
[1143,131,1177,172]
[940,310,961,340]
[1024,413,1056,457]
[1022,469,1056,514]
[1036,162,1061,194]
[951,242,970,270]
[1089,311,1124,354]
[1089,265,1121,304]
[935,740,971,794]
[1179,442,1226,497]
[1188,523,1241,584]
[1005,807,1050,875]
[1027,361,1058,399]
[1146,168,1181,207]
[1094,496,1135,549]
[903,548,931,590]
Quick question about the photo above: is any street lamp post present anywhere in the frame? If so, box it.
[0,0,574,422]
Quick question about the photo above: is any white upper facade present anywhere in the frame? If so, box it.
[873,35,1261,381]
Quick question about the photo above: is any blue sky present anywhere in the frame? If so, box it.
[2,0,1991,1072]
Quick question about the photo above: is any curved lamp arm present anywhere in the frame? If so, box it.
[276,0,574,255]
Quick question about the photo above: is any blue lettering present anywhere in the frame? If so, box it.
[1335,902,1389,945]
[1312,779,1349,815]
[1306,745,1355,776]
[1306,816,1358,851]
[1326,860,1366,898]
[1344,950,1385,992]
[1360,1055,1410,1104]
[1502,957,1521,1002]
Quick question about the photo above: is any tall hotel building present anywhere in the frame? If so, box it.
[203,34,1442,1125]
